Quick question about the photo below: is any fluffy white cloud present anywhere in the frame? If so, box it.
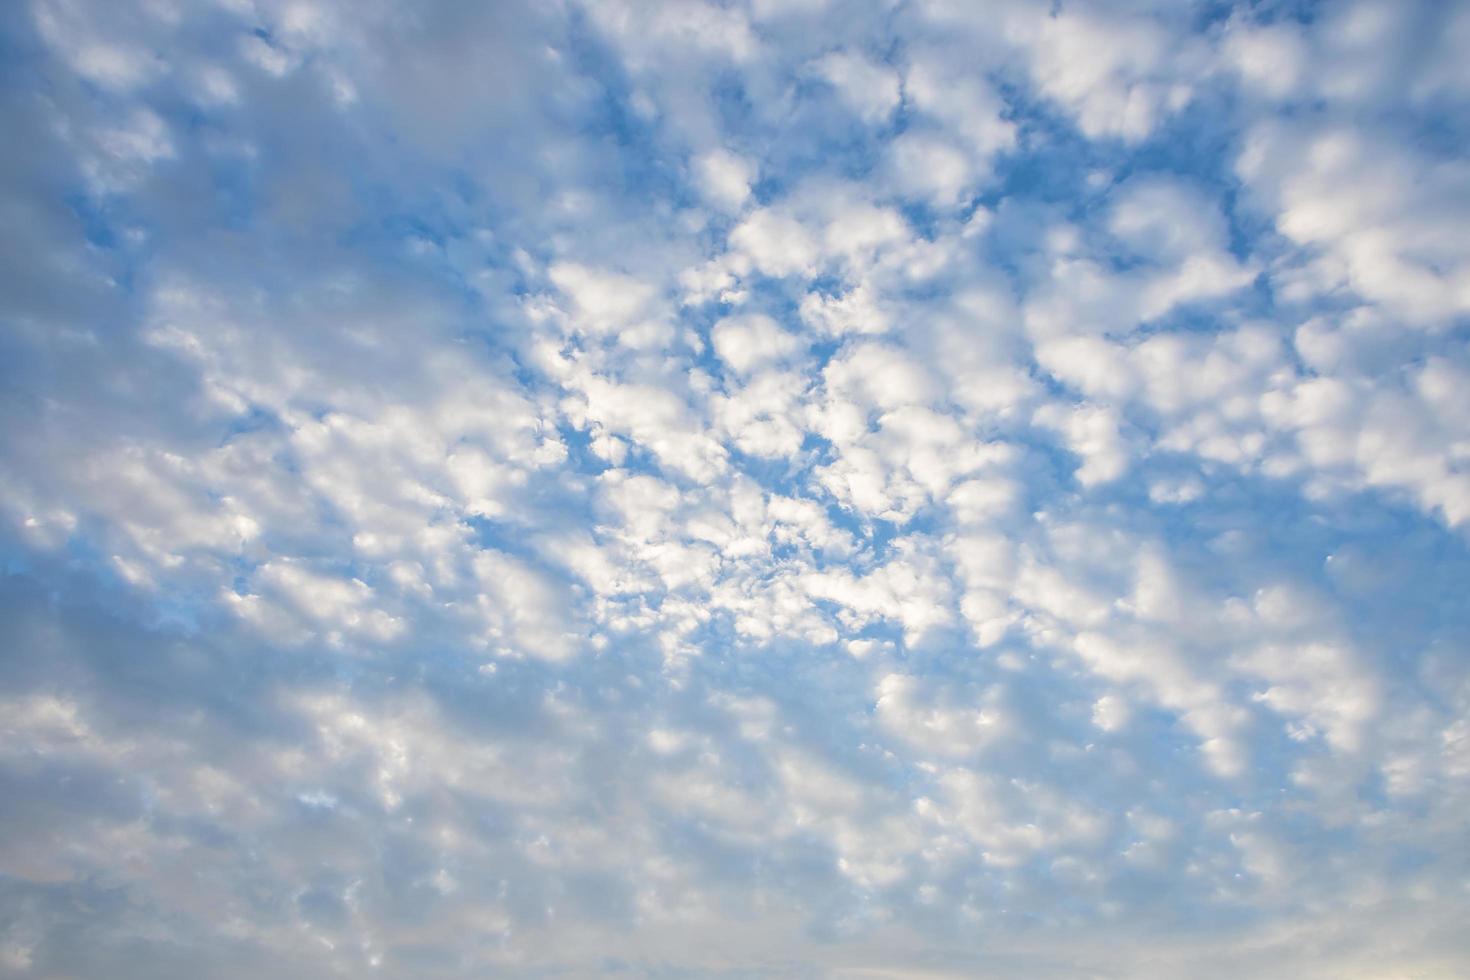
[728,206,821,278]
[710,312,801,375]
[1017,7,1199,142]
[693,147,756,212]
[813,50,902,124]
[548,262,663,335]
[3,0,1469,976]
[1239,121,1470,325]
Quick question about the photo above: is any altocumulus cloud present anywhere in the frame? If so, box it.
[2,0,1470,977]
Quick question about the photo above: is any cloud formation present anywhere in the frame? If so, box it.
[2,0,1469,977]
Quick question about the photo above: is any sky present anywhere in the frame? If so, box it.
[2,0,1470,977]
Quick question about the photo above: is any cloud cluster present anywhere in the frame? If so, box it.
[2,0,1469,977]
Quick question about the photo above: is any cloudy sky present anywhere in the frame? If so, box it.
[2,0,1470,976]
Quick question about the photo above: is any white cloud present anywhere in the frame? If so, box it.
[1035,403,1130,487]
[903,54,1015,160]
[32,0,162,91]
[548,262,662,334]
[1091,694,1130,732]
[710,312,801,375]
[1018,9,1196,142]
[917,768,1110,868]
[813,50,902,124]
[242,560,404,645]
[875,673,1012,758]
[4,0,1470,975]
[472,550,580,661]
[1238,121,1470,326]
[1224,22,1307,101]
[1074,630,1248,778]
[799,281,889,336]
[887,131,976,205]
[728,207,821,278]
[694,148,756,212]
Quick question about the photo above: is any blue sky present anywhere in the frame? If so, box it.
[2,0,1470,977]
